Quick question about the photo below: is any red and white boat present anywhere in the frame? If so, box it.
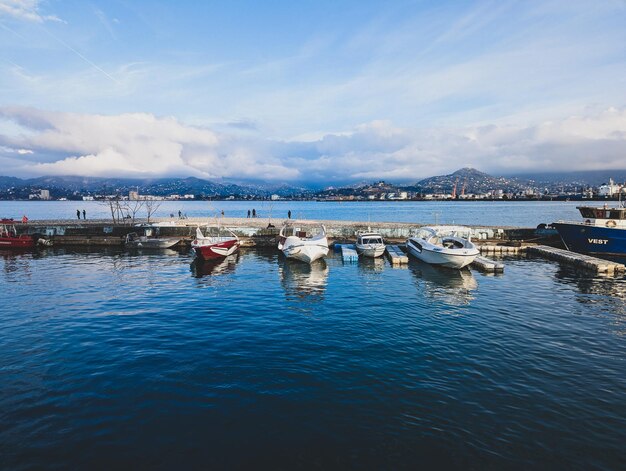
[191,226,240,260]
[0,218,36,249]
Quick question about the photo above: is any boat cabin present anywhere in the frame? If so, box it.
[357,233,383,245]
[577,206,626,228]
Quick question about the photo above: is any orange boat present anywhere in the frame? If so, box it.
[0,218,35,249]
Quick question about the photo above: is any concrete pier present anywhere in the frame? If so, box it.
[471,255,505,273]
[339,244,359,262]
[18,217,530,246]
[527,245,625,275]
[386,245,408,265]
[478,244,523,255]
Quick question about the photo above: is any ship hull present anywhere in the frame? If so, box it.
[406,238,478,269]
[552,222,626,255]
[281,242,329,263]
[192,238,240,260]
[0,236,35,249]
[355,245,386,258]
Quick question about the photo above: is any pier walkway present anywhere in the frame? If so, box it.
[19,217,525,241]
[527,245,625,275]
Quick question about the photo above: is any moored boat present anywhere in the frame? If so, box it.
[278,224,329,263]
[355,231,386,258]
[125,231,181,249]
[406,226,479,269]
[552,204,626,255]
[191,226,240,260]
[0,218,35,249]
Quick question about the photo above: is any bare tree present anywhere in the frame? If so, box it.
[263,200,276,226]
[125,200,145,225]
[100,195,124,224]
[145,199,162,223]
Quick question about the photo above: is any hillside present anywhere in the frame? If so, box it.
[415,168,528,194]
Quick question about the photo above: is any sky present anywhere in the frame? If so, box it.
[0,0,626,185]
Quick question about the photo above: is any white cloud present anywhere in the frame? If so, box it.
[0,0,62,23]
[0,106,626,184]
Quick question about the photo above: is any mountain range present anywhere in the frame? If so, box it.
[0,176,311,199]
[1,168,625,199]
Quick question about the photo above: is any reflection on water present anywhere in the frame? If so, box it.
[127,248,181,257]
[358,256,386,273]
[279,258,328,303]
[190,254,240,278]
[554,264,626,333]
[409,260,478,305]
[0,249,34,280]
[2,247,626,469]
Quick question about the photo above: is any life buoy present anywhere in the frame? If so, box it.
[606,220,617,228]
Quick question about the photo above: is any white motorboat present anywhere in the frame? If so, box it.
[355,231,386,258]
[406,226,479,269]
[278,224,329,263]
[125,231,180,249]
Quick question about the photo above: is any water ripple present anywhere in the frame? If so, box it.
[1,249,625,469]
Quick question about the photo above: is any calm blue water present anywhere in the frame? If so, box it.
[1,247,625,469]
[1,200,586,226]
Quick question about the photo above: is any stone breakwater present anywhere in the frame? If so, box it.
[16,217,540,247]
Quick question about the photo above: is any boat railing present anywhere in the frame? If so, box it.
[196,226,239,241]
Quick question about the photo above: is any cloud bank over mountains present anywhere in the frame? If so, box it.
[1,106,626,184]
[1,1,625,183]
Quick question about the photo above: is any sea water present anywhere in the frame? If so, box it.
[1,246,625,468]
[1,199,587,227]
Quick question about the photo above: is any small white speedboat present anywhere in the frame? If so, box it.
[355,231,386,258]
[125,232,180,249]
[406,226,479,269]
[278,224,329,263]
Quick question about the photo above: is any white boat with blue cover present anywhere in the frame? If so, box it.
[406,226,479,269]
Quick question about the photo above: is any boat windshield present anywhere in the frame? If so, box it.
[361,237,383,245]
[282,225,325,238]
[197,226,236,239]
[415,228,437,240]
[416,226,471,241]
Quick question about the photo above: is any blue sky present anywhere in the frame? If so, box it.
[1,0,626,183]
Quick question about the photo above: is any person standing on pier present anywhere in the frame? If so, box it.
[82,209,86,220]
[76,209,81,220]
[247,210,251,218]
[252,209,256,218]
[288,210,291,219]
